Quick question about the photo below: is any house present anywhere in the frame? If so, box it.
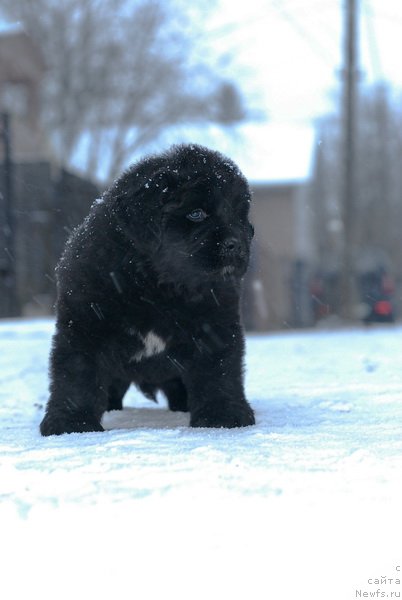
[0,26,98,317]
[0,26,316,328]
[0,26,49,162]
[243,180,315,331]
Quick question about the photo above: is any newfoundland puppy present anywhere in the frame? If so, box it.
[40,144,255,435]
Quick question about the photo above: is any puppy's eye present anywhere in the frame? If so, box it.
[186,208,207,222]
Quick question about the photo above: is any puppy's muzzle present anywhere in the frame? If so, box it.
[221,237,242,255]
[220,236,244,258]
[219,236,249,275]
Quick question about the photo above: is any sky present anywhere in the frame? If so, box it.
[2,1,402,181]
[212,0,402,123]
[198,0,402,180]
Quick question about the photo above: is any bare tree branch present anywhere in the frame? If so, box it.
[1,0,253,181]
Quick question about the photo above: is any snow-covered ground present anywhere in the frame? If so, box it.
[1,319,402,599]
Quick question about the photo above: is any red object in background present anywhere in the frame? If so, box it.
[374,300,393,316]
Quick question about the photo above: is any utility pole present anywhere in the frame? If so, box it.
[340,0,359,319]
[0,112,19,317]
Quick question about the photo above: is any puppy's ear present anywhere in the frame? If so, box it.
[111,168,185,251]
[152,170,208,213]
[148,168,185,210]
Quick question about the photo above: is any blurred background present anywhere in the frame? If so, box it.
[0,0,401,330]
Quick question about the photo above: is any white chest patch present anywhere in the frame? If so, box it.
[130,331,166,363]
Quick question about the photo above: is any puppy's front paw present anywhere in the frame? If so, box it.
[40,413,104,436]
[190,402,255,429]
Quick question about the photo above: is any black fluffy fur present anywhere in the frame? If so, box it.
[40,144,255,436]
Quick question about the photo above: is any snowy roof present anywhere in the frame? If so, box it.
[156,121,315,184]
[226,122,315,184]
[0,21,24,36]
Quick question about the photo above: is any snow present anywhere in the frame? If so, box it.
[1,319,402,599]
[0,22,24,36]
[151,122,315,183]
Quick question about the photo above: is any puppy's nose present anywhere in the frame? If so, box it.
[222,237,241,253]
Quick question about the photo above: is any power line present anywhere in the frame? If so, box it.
[361,0,383,81]
[208,0,339,68]
[270,0,337,66]
[368,9,402,29]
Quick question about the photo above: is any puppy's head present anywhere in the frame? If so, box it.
[111,144,254,289]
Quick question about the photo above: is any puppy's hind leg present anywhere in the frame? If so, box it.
[160,378,189,412]
[107,379,130,411]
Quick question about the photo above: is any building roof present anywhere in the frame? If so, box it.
[0,27,45,82]
[0,21,24,35]
[228,122,314,184]
[144,121,315,186]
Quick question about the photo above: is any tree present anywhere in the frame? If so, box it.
[309,83,402,317]
[1,0,251,182]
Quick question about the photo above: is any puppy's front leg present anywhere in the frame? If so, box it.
[40,329,106,436]
[185,348,255,429]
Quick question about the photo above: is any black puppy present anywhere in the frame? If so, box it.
[40,144,255,435]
